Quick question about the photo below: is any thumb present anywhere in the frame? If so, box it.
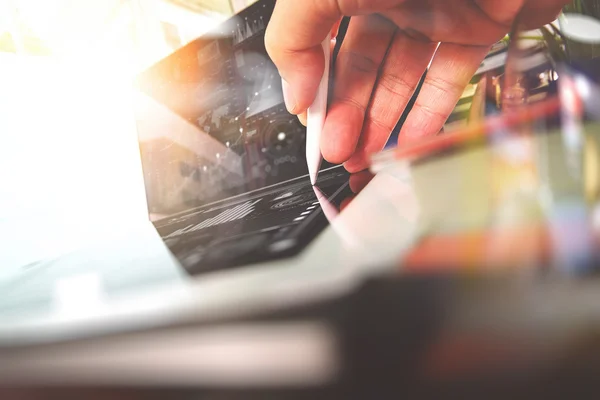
[265,0,405,114]
[265,0,341,114]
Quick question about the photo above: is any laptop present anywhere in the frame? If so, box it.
[134,0,352,275]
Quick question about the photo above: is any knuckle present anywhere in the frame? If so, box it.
[414,101,450,121]
[367,116,396,134]
[313,0,343,18]
[425,75,465,97]
[471,0,518,29]
[264,28,279,60]
[334,94,367,114]
[378,72,415,100]
[339,50,380,75]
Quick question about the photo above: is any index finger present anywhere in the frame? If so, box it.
[265,0,395,114]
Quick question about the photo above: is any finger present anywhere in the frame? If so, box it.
[340,196,355,212]
[472,0,525,26]
[521,12,562,31]
[471,0,568,34]
[265,0,398,115]
[349,170,375,193]
[522,0,571,17]
[331,18,343,38]
[398,43,490,144]
[520,0,567,30]
[343,32,437,173]
[298,111,307,126]
[320,15,397,164]
[385,2,508,46]
[297,37,336,127]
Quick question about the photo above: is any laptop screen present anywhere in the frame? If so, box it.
[134,0,332,223]
[133,0,354,274]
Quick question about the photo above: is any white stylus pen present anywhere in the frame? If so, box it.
[306,34,331,186]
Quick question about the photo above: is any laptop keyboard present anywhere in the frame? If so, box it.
[157,169,351,275]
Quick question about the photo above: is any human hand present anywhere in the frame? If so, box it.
[265,0,568,172]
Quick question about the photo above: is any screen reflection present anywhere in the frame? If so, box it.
[135,0,337,222]
[134,0,349,276]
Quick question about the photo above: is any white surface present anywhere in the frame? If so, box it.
[0,53,148,272]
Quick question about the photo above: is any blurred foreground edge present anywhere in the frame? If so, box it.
[3,272,600,399]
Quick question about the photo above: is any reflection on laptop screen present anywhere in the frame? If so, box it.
[134,0,350,275]
[135,0,333,222]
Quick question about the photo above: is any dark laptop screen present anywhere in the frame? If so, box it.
[134,0,330,222]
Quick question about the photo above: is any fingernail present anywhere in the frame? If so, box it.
[298,113,307,126]
[281,78,297,114]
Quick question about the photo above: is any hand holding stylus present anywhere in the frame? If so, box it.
[265,0,568,173]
